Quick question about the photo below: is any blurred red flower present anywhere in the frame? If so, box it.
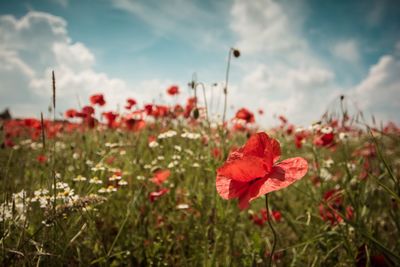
[167,85,180,95]
[37,154,47,164]
[102,111,118,128]
[149,188,169,202]
[250,209,282,227]
[319,189,354,225]
[125,98,137,110]
[151,169,171,185]
[65,109,78,118]
[77,106,95,118]
[235,108,255,123]
[314,132,335,147]
[184,97,197,118]
[216,132,308,209]
[90,94,106,106]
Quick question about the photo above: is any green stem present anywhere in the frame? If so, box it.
[265,194,277,267]
[222,48,232,126]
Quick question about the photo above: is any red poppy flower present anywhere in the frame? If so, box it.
[319,189,354,225]
[76,106,95,118]
[184,97,197,118]
[250,209,282,227]
[151,169,171,185]
[37,154,47,164]
[90,94,106,106]
[149,188,169,202]
[167,85,180,96]
[235,108,255,123]
[65,109,78,118]
[216,132,308,209]
[125,98,137,110]
[102,111,118,128]
[4,138,15,148]
[314,132,335,147]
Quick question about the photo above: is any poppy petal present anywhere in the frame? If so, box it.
[238,157,308,209]
[269,138,281,163]
[151,169,171,185]
[216,175,249,199]
[242,132,270,157]
[217,156,270,182]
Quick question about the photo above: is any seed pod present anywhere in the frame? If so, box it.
[193,108,199,119]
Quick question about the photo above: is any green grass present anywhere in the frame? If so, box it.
[1,118,399,266]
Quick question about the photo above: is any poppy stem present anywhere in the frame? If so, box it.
[265,194,277,267]
[222,48,232,126]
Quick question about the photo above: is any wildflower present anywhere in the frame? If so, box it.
[125,98,137,110]
[151,169,171,185]
[118,180,128,186]
[89,176,103,184]
[172,154,181,160]
[91,163,106,172]
[109,174,122,181]
[250,209,282,227]
[102,111,118,127]
[37,154,47,164]
[73,175,87,182]
[235,108,255,123]
[158,130,177,139]
[320,168,332,180]
[323,159,334,168]
[216,132,308,209]
[168,161,179,168]
[167,85,180,96]
[181,132,201,140]
[90,94,106,106]
[319,189,354,225]
[56,182,69,190]
[65,109,78,118]
[149,188,169,202]
[136,175,146,181]
[149,141,159,148]
[176,203,189,210]
[98,185,117,194]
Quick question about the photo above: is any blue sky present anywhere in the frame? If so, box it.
[0,0,399,126]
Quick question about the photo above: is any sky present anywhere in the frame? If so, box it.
[0,0,399,126]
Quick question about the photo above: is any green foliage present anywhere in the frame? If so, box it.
[0,121,399,266]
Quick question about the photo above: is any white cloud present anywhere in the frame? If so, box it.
[230,0,306,55]
[229,0,339,126]
[352,54,400,123]
[111,0,229,50]
[331,39,361,64]
[0,11,169,118]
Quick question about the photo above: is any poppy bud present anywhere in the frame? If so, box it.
[188,81,195,89]
[193,108,200,119]
[232,49,240,58]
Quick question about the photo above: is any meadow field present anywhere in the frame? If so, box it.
[1,80,399,266]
